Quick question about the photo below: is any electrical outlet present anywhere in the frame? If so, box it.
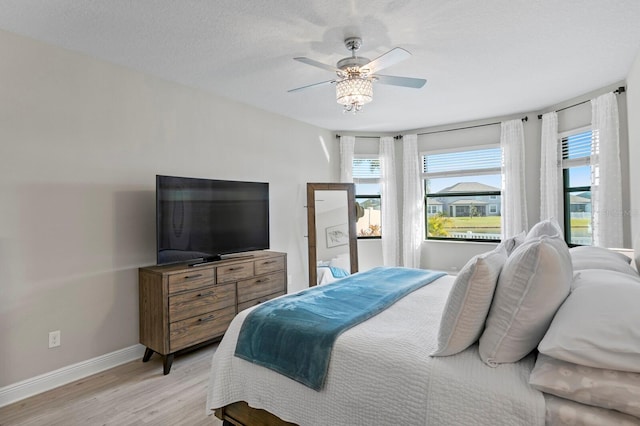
[49,330,61,348]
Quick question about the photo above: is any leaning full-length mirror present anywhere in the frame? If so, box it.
[307,183,358,287]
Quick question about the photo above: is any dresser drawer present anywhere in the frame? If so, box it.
[237,291,285,313]
[237,272,286,304]
[217,262,254,283]
[169,283,235,323]
[169,305,236,352]
[167,268,215,294]
[255,256,285,275]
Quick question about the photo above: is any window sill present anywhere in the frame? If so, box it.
[423,239,498,246]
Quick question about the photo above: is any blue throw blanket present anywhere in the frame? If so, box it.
[234,266,446,390]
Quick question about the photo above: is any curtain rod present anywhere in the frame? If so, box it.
[334,134,402,139]
[537,86,626,119]
[336,116,528,140]
[416,116,528,137]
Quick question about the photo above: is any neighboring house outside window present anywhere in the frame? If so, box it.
[422,146,502,241]
[427,202,442,216]
[352,156,381,238]
[561,128,593,245]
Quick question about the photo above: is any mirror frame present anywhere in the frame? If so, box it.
[306,182,359,287]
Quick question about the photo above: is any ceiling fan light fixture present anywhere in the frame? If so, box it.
[336,77,373,113]
[291,37,424,115]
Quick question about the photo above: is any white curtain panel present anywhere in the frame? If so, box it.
[339,136,355,183]
[500,119,528,239]
[540,112,562,226]
[380,136,399,266]
[402,134,424,268]
[591,92,623,247]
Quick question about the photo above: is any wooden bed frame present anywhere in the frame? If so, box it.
[214,402,297,426]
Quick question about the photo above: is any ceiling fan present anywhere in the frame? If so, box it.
[288,37,427,113]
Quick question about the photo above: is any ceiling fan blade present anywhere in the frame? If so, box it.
[294,57,341,74]
[374,74,427,89]
[362,47,411,74]
[287,80,335,93]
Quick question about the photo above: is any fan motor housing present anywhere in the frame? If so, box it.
[337,56,371,71]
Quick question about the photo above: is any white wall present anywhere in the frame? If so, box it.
[0,29,337,387]
[356,239,384,271]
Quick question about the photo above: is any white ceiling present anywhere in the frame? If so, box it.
[1,1,639,132]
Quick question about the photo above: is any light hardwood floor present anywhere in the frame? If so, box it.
[0,344,219,426]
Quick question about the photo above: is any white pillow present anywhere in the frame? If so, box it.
[526,219,563,240]
[570,246,638,277]
[329,253,350,272]
[431,245,507,357]
[479,235,572,366]
[497,231,525,256]
[543,394,640,426]
[571,268,640,290]
[530,354,640,418]
[538,275,640,372]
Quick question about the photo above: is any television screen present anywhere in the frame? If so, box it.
[156,175,269,265]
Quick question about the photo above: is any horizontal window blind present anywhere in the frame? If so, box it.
[422,147,501,178]
[562,130,594,168]
[352,158,381,181]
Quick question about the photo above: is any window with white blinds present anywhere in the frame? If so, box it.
[352,156,382,238]
[422,145,502,241]
[562,129,595,168]
[352,157,381,181]
[422,147,502,179]
[561,128,593,246]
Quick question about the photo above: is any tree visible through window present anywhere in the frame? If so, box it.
[423,147,502,241]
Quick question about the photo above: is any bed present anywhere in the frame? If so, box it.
[206,220,640,426]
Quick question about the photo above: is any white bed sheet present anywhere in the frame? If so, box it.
[206,274,545,426]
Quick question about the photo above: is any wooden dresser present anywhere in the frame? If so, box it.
[139,250,287,374]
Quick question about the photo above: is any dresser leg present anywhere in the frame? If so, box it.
[142,347,154,362]
[163,354,174,375]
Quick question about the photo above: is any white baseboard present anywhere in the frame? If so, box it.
[0,344,146,408]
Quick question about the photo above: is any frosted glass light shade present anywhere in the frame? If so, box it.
[336,78,373,109]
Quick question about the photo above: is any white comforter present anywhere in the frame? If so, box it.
[206,275,545,426]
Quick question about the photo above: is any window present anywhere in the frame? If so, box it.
[353,157,381,238]
[422,146,502,241]
[561,129,593,246]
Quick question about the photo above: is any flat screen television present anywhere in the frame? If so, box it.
[156,175,269,265]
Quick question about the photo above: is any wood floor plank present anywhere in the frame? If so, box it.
[0,344,218,426]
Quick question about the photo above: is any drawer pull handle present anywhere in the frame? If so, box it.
[256,278,269,283]
[228,267,242,271]
[197,291,215,297]
[263,260,277,265]
[198,316,215,323]
[184,273,202,280]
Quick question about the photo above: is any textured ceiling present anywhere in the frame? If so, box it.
[1,0,639,132]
